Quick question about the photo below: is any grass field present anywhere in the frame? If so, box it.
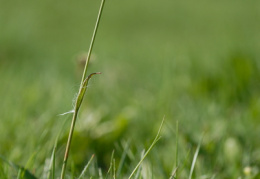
[1,0,260,178]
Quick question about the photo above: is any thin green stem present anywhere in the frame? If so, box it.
[60,0,106,178]
[81,0,106,85]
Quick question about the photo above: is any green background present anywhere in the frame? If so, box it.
[1,0,260,178]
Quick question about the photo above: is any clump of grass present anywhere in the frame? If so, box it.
[60,0,106,178]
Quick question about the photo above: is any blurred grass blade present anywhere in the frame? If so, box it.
[98,168,103,179]
[188,144,200,179]
[189,136,203,179]
[134,150,145,179]
[78,154,95,179]
[105,150,114,179]
[0,162,8,178]
[0,155,37,179]
[116,141,130,177]
[46,139,58,179]
[113,158,116,179]
[59,110,75,116]
[128,117,165,179]
[169,167,178,179]
[17,168,22,179]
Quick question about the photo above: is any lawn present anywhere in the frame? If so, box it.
[0,0,260,178]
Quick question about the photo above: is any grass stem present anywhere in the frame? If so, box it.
[60,0,106,178]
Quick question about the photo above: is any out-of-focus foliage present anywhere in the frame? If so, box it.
[0,0,260,178]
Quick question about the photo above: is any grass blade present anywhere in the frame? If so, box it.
[188,136,203,179]
[78,154,95,179]
[113,158,116,179]
[46,139,58,179]
[169,167,178,179]
[105,150,115,179]
[128,117,165,179]
[60,0,106,177]
[116,141,130,178]
[134,150,145,179]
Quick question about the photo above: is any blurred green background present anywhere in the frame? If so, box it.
[1,0,260,178]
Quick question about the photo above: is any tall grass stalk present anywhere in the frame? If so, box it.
[60,0,106,178]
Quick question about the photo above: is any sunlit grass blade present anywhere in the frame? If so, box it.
[128,117,165,179]
[78,154,95,179]
[188,137,203,179]
[169,167,178,179]
[98,168,103,179]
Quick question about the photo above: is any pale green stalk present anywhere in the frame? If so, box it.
[60,0,106,178]
[188,143,200,179]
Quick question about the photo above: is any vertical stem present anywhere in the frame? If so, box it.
[60,0,106,178]
[81,0,106,85]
